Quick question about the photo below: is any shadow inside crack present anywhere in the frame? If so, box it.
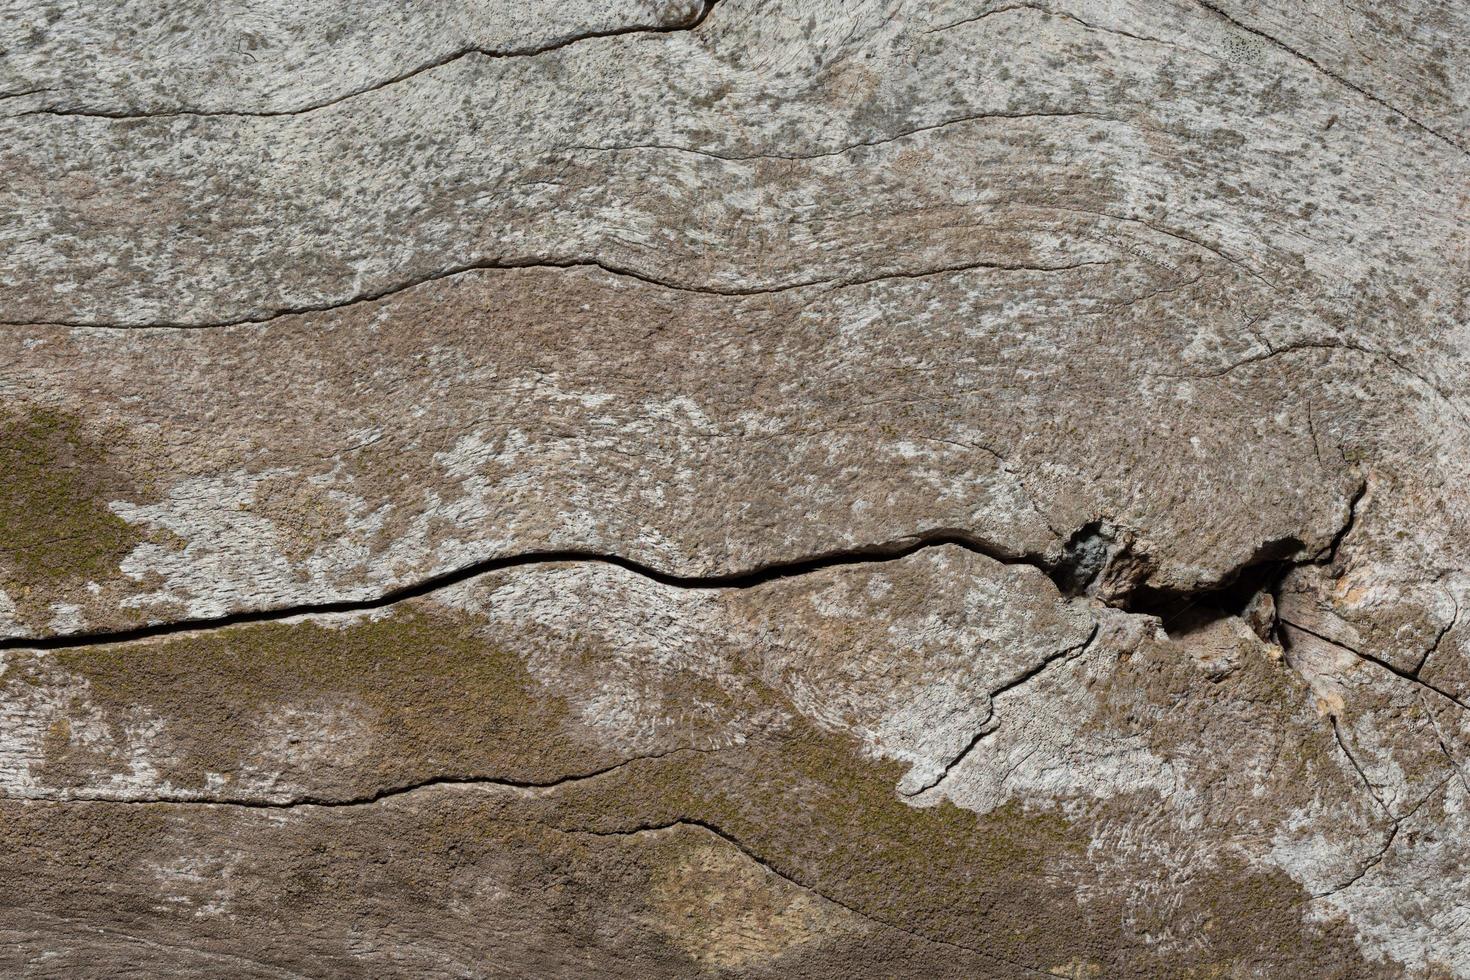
[1050,521,1303,639]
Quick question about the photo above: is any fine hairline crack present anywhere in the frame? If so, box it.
[1193,0,1467,158]
[0,256,1109,331]
[901,622,1101,797]
[555,819,1071,979]
[1279,618,1470,713]
[19,1,725,121]
[7,745,714,811]
[574,108,1112,162]
[1329,715,1389,815]
[1310,770,1454,900]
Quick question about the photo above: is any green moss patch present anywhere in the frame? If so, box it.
[39,608,593,791]
[0,406,141,588]
[533,711,1373,975]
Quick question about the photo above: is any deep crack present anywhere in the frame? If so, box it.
[3,481,1368,653]
[1107,477,1365,635]
[0,528,1052,651]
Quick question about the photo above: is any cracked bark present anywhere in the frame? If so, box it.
[4,0,1462,971]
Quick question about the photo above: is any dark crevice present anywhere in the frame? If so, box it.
[1048,521,1111,596]
[0,528,1049,651]
[1114,538,1302,634]
[20,1,724,121]
[1064,478,1367,637]
[1048,522,1304,635]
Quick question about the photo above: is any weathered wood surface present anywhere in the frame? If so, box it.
[2,0,1468,975]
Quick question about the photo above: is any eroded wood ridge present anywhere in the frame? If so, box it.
[3,0,1469,975]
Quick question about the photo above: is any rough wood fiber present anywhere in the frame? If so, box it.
[1,0,1468,975]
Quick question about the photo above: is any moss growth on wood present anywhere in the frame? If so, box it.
[36,607,595,792]
[0,406,142,589]
[522,711,1375,976]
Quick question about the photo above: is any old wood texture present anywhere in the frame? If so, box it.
[2,0,1469,975]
